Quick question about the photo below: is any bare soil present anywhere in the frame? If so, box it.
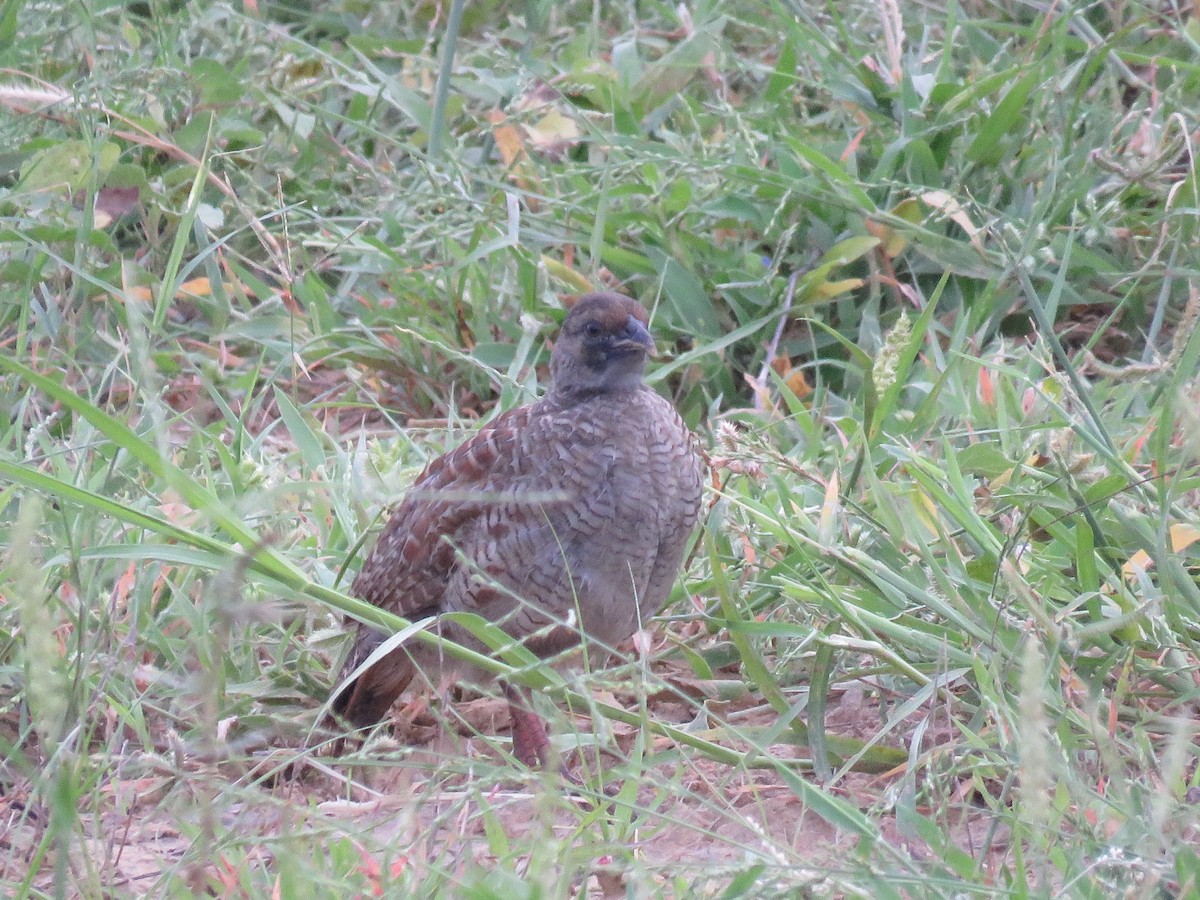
[4,669,1010,895]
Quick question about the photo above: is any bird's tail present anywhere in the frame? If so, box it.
[329,627,417,731]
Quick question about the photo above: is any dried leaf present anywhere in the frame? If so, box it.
[919,190,984,253]
[94,185,140,227]
[1124,524,1200,580]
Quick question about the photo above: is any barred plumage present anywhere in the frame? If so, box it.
[330,292,705,770]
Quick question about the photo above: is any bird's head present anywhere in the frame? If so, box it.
[549,292,656,402]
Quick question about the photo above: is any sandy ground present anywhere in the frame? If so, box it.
[3,667,1011,895]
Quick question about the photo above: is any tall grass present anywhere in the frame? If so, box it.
[2,0,1198,895]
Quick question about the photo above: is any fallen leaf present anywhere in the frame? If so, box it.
[919,190,985,253]
[94,186,141,227]
[521,108,580,159]
[1124,524,1200,580]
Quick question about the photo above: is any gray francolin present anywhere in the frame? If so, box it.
[331,292,704,772]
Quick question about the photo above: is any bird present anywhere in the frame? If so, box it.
[330,291,705,773]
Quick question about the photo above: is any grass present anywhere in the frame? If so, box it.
[2,0,1199,895]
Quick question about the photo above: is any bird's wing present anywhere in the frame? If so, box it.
[332,403,551,726]
[349,401,547,619]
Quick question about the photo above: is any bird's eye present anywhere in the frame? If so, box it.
[584,322,602,338]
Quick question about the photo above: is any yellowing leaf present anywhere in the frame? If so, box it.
[486,108,540,203]
[796,236,879,304]
[865,219,904,257]
[817,470,840,547]
[539,256,594,294]
[107,277,243,305]
[811,277,864,301]
[784,367,812,401]
[20,140,121,193]
[486,108,526,169]
[989,466,1016,490]
[820,234,881,267]
[521,109,580,157]
[908,488,940,537]
[1123,524,1200,580]
[919,190,984,253]
[866,198,923,257]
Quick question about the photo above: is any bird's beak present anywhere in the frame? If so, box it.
[620,315,657,356]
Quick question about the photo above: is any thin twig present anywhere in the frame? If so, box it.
[753,269,801,411]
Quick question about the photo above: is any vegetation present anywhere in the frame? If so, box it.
[2,0,1198,895]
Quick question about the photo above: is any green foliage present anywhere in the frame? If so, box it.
[2,0,1199,896]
